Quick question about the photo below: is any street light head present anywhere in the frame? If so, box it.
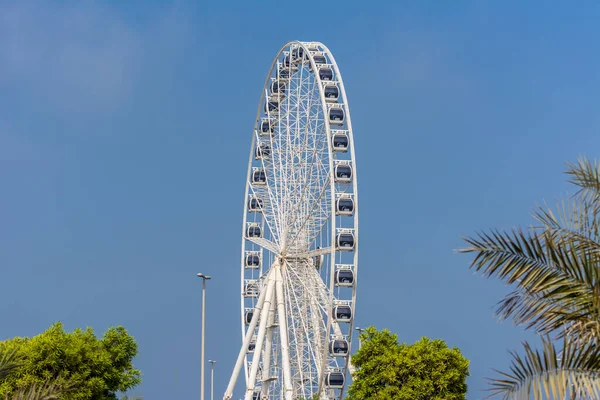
[197,273,212,280]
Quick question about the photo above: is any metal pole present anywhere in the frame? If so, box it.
[198,273,211,400]
[209,360,217,400]
[355,327,366,349]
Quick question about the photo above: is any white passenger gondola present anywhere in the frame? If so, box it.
[319,67,333,81]
[334,162,353,183]
[324,84,339,102]
[282,54,297,71]
[264,99,279,116]
[332,130,349,152]
[335,268,355,287]
[246,223,262,238]
[270,80,286,96]
[252,168,267,185]
[328,339,350,357]
[244,280,260,298]
[309,54,327,72]
[244,308,254,325]
[259,119,274,136]
[278,67,290,79]
[335,195,354,215]
[336,229,355,250]
[247,340,256,354]
[248,196,263,212]
[291,47,305,63]
[245,251,260,269]
[333,305,352,322]
[326,371,345,389]
[255,142,271,160]
[329,107,345,125]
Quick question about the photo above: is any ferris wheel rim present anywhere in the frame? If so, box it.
[235,40,359,400]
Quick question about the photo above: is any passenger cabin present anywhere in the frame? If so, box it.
[245,252,260,269]
[252,169,267,185]
[278,68,290,79]
[247,223,262,238]
[247,340,256,354]
[334,163,353,183]
[255,142,271,160]
[291,47,305,62]
[326,371,345,389]
[324,84,339,102]
[282,55,297,70]
[252,393,261,400]
[309,54,326,72]
[329,108,345,125]
[336,231,355,250]
[244,280,260,298]
[329,339,350,357]
[332,131,349,152]
[270,80,286,96]
[335,196,354,215]
[319,67,333,81]
[244,309,254,325]
[333,305,353,322]
[335,269,355,287]
[265,100,279,115]
[260,119,274,136]
[248,197,263,212]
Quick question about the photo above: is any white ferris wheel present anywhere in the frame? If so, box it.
[223,41,359,400]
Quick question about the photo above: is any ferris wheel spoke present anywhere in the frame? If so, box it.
[246,237,280,256]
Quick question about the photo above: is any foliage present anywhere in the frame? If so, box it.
[460,157,600,399]
[0,322,141,400]
[347,326,469,400]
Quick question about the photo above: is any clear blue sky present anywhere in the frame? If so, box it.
[1,1,599,399]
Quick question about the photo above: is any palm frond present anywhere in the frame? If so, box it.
[487,337,600,400]
[566,157,600,211]
[0,349,21,380]
[10,380,66,400]
[460,229,560,287]
[461,229,600,338]
[533,200,600,258]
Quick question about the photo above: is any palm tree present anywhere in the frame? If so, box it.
[0,350,68,400]
[460,157,600,399]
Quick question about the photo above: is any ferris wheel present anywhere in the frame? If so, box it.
[223,41,359,400]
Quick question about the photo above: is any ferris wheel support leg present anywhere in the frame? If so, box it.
[275,266,294,400]
[224,268,274,400]
[261,290,277,398]
[245,273,277,400]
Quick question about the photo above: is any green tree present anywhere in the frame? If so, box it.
[0,322,141,400]
[461,157,600,399]
[347,327,469,400]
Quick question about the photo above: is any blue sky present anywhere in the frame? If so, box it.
[1,1,599,399]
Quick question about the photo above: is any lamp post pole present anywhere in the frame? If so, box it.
[208,360,217,400]
[355,327,366,349]
[197,273,212,400]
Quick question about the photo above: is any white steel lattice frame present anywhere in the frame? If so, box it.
[223,41,359,400]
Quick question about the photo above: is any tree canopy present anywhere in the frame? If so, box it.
[347,326,469,400]
[0,322,141,400]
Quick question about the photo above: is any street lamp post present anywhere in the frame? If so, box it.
[197,273,212,400]
[355,327,366,349]
[208,360,217,400]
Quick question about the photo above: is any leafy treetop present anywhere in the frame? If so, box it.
[347,326,469,400]
[0,322,141,400]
